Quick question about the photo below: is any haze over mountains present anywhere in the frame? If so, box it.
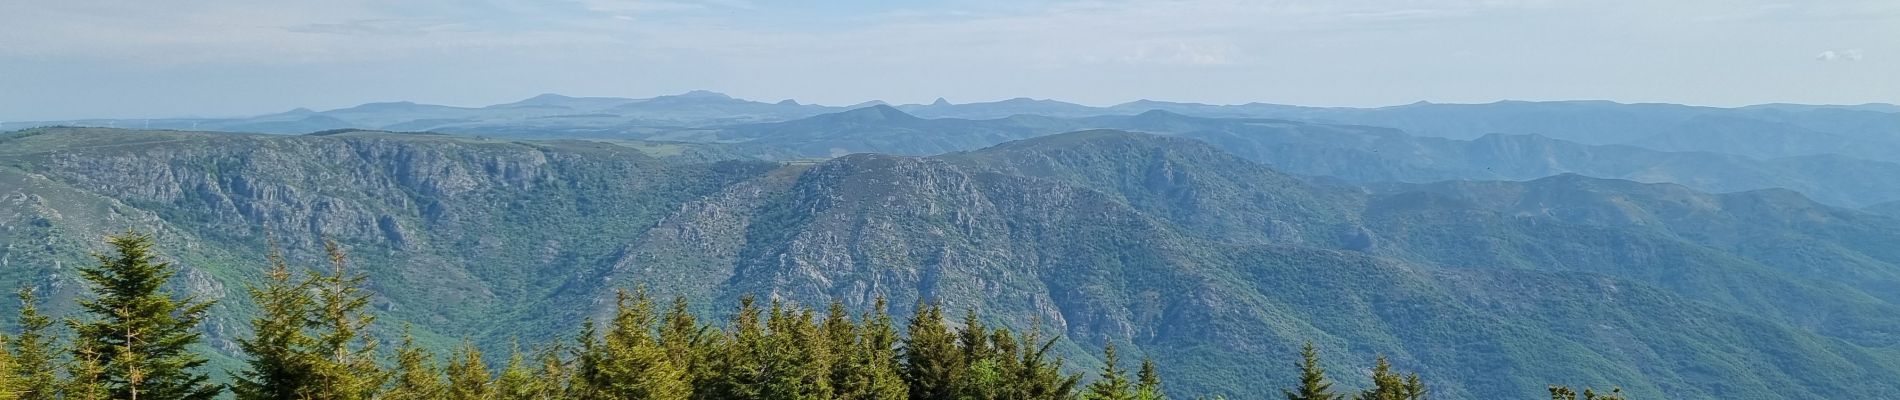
[21,90,1899,159]
[5,92,1900,399]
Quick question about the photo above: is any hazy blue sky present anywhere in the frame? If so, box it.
[2,0,1895,120]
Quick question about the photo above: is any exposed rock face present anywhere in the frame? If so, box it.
[10,127,1900,399]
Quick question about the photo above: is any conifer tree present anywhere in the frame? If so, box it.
[444,342,491,400]
[762,306,831,400]
[1284,342,1339,400]
[845,297,908,400]
[1355,356,1405,400]
[903,302,961,400]
[574,318,607,399]
[1008,326,1079,400]
[590,289,690,400]
[978,328,1019,400]
[63,328,112,400]
[231,246,315,400]
[1136,358,1166,400]
[381,329,443,400]
[0,335,17,400]
[492,343,539,400]
[954,309,1001,399]
[67,232,221,400]
[658,296,711,397]
[305,242,384,400]
[1400,373,1425,400]
[9,289,59,400]
[1084,343,1136,400]
[824,301,861,398]
[534,341,576,398]
[707,296,768,399]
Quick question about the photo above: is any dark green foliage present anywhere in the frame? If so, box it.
[1084,344,1136,400]
[1284,343,1339,400]
[1137,358,1166,400]
[305,242,386,400]
[67,232,221,400]
[381,330,443,400]
[585,289,689,400]
[230,246,315,400]
[903,303,961,400]
[1354,357,1405,400]
[492,344,538,400]
[706,296,767,399]
[443,342,490,400]
[10,289,59,400]
[9,235,1604,400]
[839,298,908,400]
[13,128,1900,399]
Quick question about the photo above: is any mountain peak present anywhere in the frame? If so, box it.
[334,101,424,112]
[818,104,921,123]
[930,98,951,106]
[673,90,732,99]
[776,99,800,106]
[1134,109,1190,119]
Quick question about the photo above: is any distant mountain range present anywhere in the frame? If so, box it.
[8,127,1900,399]
[17,91,1896,161]
[8,92,1900,399]
[17,94,1900,210]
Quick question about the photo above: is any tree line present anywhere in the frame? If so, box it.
[0,233,1623,399]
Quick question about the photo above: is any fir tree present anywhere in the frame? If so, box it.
[443,341,491,400]
[304,242,385,400]
[492,343,539,400]
[1355,356,1405,400]
[0,335,16,400]
[1284,342,1340,400]
[903,302,961,400]
[591,289,691,400]
[231,245,315,400]
[707,296,768,399]
[1084,343,1136,400]
[847,297,909,400]
[978,328,1020,400]
[381,329,443,400]
[9,289,59,400]
[954,309,1000,400]
[823,301,862,398]
[534,341,576,398]
[1008,326,1079,400]
[658,296,712,398]
[63,329,112,400]
[573,319,607,399]
[67,232,221,400]
[762,306,832,400]
[1136,358,1166,400]
[1400,373,1425,400]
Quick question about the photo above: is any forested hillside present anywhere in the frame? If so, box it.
[5,127,1900,399]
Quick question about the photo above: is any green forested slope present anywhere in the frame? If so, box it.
[5,127,1900,399]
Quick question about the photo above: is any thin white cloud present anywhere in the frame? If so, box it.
[1818,49,1867,61]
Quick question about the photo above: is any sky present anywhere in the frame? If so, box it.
[1,0,1896,120]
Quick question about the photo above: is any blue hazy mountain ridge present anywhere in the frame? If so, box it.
[674,107,1900,208]
[16,92,1896,162]
[9,127,1900,399]
[16,96,1900,208]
